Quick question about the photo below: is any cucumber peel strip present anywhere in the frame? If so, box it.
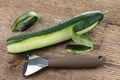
[66,21,98,54]
[11,11,38,32]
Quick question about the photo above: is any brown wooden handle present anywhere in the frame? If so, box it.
[48,54,105,68]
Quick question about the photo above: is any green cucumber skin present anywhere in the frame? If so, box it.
[7,25,74,53]
[7,11,103,53]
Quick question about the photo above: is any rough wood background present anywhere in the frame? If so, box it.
[0,0,120,80]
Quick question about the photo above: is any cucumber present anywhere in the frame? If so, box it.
[7,11,104,53]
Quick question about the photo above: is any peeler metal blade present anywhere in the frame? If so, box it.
[23,55,48,77]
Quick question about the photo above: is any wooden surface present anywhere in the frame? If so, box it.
[0,0,120,80]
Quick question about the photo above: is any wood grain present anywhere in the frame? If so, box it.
[0,0,120,80]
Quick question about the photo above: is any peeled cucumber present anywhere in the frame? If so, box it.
[7,11,104,53]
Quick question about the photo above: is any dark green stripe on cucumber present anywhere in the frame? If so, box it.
[7,11,104,53]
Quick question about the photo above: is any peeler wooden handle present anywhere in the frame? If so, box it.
[48,54,105,68]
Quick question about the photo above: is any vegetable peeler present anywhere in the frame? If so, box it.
[23,54,105,77]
